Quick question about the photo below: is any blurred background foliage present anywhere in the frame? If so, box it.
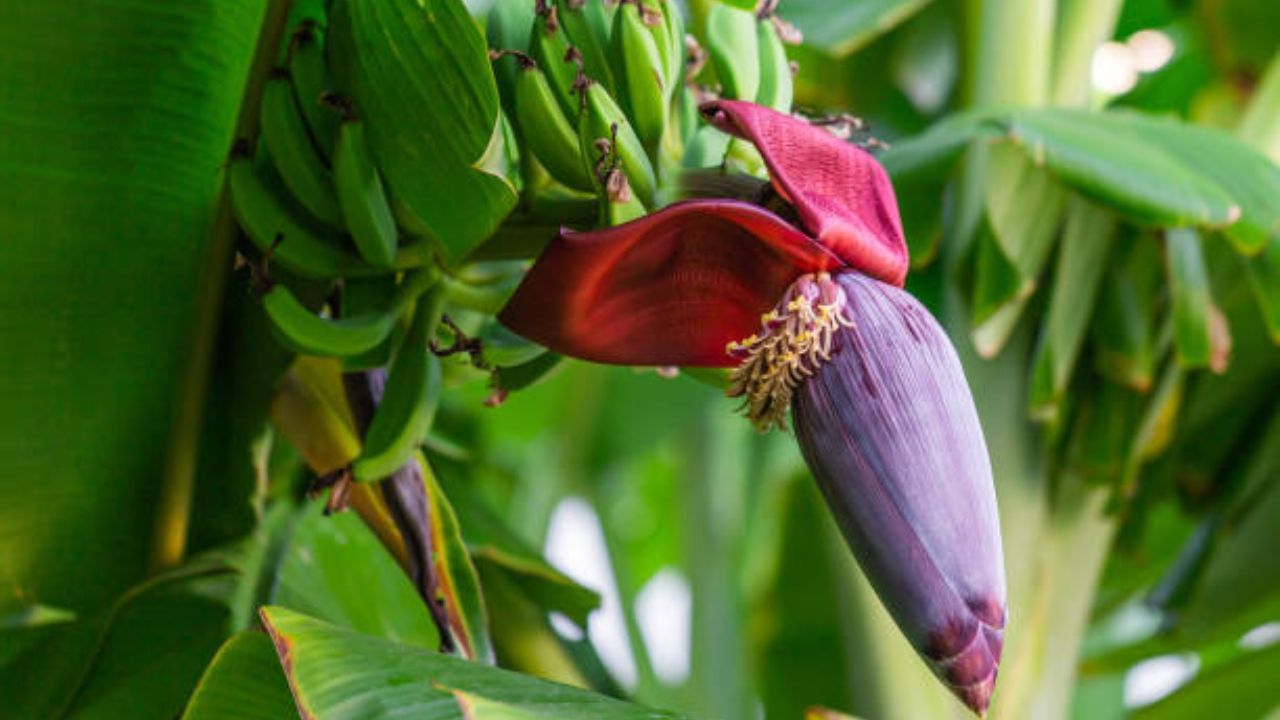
[0,0,1278,718]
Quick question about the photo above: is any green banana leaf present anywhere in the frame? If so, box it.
[183,632,297,720]
[259,605,692,719]
[272,501,442,650]
[1133,643,1280,720]
[883,107,1280,249]
[0,546,260,719]
[0,2,277,716]
[783,0,934,58]
[0,0,265,617]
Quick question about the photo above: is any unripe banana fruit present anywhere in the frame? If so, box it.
[287,22,342,162]
[705,3,759,102]
[554,0,616,93]
[529,2,581,122]
[332,110,399,268]
[658,0,684,101]
[351,289,444,483]
[262,268,434,358]
[578,78,657,207]
[754,17,793,112]
[514,58,596,192]
[260,72,344,228]
[228,148,372,280]
[611,1,668,151]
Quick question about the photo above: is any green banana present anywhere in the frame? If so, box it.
[332,112,399,267]
[487,0,538,126]
[479,320,549,367]
[228,149,370,279]
[341,275,405,371]
[582,0,617,44]
[578,79,657,206]
[705,3,759,101]
[529,182,598,222]
[276,0,328,65]
[554,0,616,93]
[260,71,343,228]
[440,271,524,314]
[677,84,699,145]
[659,0,684,101]
[514,59,596,192]
[352,290,445,483]
[264,283,397,358]
[611,1,668,151]
[288,21,342,162]
[262,269,434,358]
[637,0,674,96]
[754,17,793,112]
[529,2,580,123]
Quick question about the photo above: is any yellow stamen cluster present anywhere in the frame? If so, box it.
[726,273,855,431]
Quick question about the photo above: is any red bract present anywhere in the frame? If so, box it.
[703,101,909,286]
[499,101,907,368]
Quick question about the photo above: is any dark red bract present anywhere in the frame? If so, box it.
[499,101,907,368]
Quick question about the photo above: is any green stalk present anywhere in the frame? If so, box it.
[148,0,295,573]
[963,0,1056,106]
[1050,0,1123,106]
[683,408,751,720]
[994,482,1115,720]
[593,492,662,699]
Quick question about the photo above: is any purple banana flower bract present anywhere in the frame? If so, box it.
[793,272,1005,711]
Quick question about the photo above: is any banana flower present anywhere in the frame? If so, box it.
[500,100,1006,715]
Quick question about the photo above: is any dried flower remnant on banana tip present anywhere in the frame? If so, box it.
[499,100,1006,715]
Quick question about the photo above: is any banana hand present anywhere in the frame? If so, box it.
[706,3,759,102]
[332,110,400,268]
[228,147,380,279]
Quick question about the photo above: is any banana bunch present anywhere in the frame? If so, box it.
[490,0,798,202]
[489,0,686,224]
[228,0,550,484]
